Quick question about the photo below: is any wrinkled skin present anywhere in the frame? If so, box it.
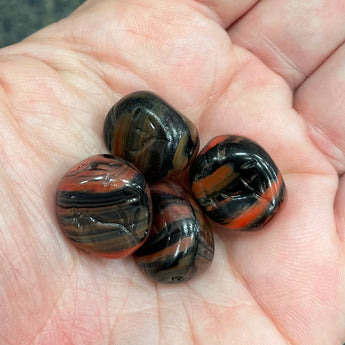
[0,1,344,344]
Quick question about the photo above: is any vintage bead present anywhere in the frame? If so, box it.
[55,154,152,259]
[103,91,200,181]
[135,181,214,284]
[190,135,286,231]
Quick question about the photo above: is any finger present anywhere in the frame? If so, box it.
[294,44,345,175]
[227,0,345,89]
[191,0,260,28]
[196,47,332,178]
[295,41,345,338]
[294,43,345,242]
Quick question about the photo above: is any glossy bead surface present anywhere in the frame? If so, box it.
[55,154,152,258]
[103,91,200,181]
[135,181,214,284]
[190,135,286,231]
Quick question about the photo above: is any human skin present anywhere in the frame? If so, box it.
[0,0,344,344]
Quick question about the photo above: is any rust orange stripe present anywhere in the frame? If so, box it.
[225,198,268,229]
[154,204,191,232]
[138,236,193,264]
[225,173,283,229]
[192,165,239,199]
[261,173,283,201]
[92,240,144,259]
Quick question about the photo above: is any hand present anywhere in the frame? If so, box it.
[0,0,344,344]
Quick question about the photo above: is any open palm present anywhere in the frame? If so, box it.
[0,0,344,344]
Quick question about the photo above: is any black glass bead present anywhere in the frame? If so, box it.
[190,135,286,231]
[103,91,199,181]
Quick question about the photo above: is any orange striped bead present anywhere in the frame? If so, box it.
[103,91,199,181]
[190,136,286,231]
[135,181,214,283]
[55,155,152,258]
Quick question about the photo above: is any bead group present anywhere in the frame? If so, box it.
[55,91,286,284]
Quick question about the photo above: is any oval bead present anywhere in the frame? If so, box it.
[135,181,214,284]
[103,91,200,181]
[190,135,286,231]
[55,154,152,259]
